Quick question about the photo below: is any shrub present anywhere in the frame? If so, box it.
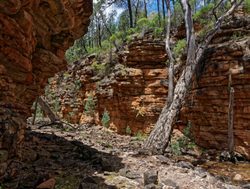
[101,109,110,128]
[153,27,164,38]
[84,94,96,115]
[170,121,196,155]
[244,0,250,13]
[173,39,186,57]
[137,17,150,30]
[125,126,132,135]
[91,61,107,74]
[134,130,147,141]
[193,3,214,21]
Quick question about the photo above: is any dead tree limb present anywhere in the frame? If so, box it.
[37,96,76,130]
[37,96,59,123]
[32,97,38,125]
[143,0,244,154]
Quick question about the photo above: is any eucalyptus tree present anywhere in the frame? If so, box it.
[143,0,244,154]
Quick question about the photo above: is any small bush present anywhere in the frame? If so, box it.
[153,27,164,38]
[125,126,132,135]
[170,121,196,156]
[137,17,150,29]
[91,61,107,74]
[101,109,110,128]
[193,3,214,21]
[244,0,250,13]
[134,130,147,141]
[84,94,96,115]
[173,39,186,57]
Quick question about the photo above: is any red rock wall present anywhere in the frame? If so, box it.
[97,39,168,134]
[0,0,92,177]
[47,17,250,159]
[181,17,250,159]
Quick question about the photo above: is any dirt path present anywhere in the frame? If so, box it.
[1,124,248,189]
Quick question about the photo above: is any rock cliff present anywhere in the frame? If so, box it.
[181,17,250,159]
[46,36,168,134]
[46,16,250,159]
[0,0,92,177]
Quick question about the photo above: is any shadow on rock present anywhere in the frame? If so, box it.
[1,130,123,189]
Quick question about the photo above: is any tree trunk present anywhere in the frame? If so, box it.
[134,0,140,25]
[127,0,133,27]
[228,85,234,155]
[32,97,38,125]
[37,96,59,123]
[144,0,148,18]
[165,0,175,105]
[157,0,161,27]
[143,0,243,154]
[162,0,166,22]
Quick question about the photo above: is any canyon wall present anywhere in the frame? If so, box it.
[181,17,250,159]
[0,0,92,177]
[47,16,250,159]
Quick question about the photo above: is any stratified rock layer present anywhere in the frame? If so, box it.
[47,17,250,159]
[0,0,92,177]
[181,17,250,159]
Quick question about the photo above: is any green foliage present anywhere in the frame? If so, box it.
[125,126,132,135]
[171,1,184,27]
[170,121,196,156]
[134,130,147,141]
[84,94,96,115]
[68,111,75,117]
[91,61,107,74]
[173,39,186,57]
[244,0,250,13]
[193,3,214,22]
[53,100,60,113]
[137,17,150,29]
[170,141,182,155]
[101,109,110,128]
[153,27,164,38]
[74,80,82,90]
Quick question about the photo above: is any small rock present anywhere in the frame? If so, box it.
[194,167,207,178]
[36,178,56,189]
[144,183,160,189]
[242,183,250,189]
[161,179,179,189]
[144,170,158,186]
[155,155,170,164]
[176,161,194,169]
[233,174,242,181]
[119,168,141,179]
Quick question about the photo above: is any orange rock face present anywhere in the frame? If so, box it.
[47,17,250,160]
[0,0,92,176]
[180,17,250,159]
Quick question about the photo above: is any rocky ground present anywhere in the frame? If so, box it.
[1,122,249,189]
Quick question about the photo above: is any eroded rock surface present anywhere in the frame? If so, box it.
[0,0,92,177]
[46,16,250,160]
[181,17,250,159]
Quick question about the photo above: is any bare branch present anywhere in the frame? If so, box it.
[212,0,224,21]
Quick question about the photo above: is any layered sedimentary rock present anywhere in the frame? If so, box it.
[181,17,250,159]
[47,16,250,159]
[46,36,168,134]
[0,0,92,177]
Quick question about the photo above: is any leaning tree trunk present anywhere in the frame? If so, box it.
[143,0,244,154]
[37,96,59,123]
